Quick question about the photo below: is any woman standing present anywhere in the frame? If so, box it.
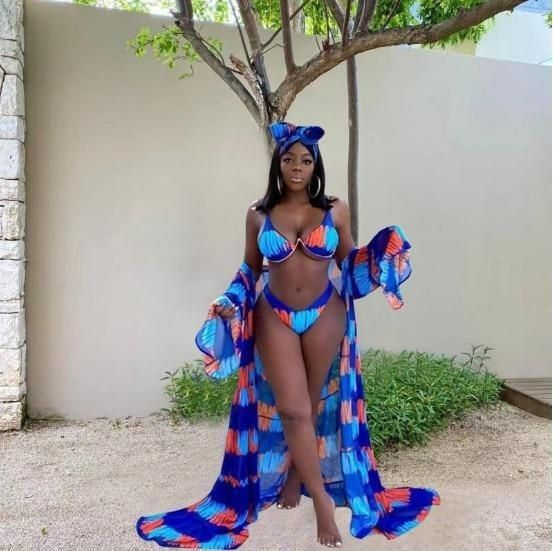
[136,122,440,549]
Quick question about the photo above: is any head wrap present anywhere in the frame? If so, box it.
[268,122,325,161]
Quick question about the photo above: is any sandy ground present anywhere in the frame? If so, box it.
[0,401,551,551]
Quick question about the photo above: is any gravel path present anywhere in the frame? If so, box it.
[0,401,550,551]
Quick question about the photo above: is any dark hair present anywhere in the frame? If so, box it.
[255,145,337,213]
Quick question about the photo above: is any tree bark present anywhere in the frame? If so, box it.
[271,0,526,116]
[289,0,305,33]
[346,54,359,244]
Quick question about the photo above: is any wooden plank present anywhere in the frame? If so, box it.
[506,386,552,393]
[504,381,551,387]
[506,386,552,394]
[500,388,552,419]
[504,381,551,386]
[503,378,552,383]
[505,387,551,390]
[505,389,551,400]
[503,382,551,390]
[500,378,552,418]
[505,384,551,391]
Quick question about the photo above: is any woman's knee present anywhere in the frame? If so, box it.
[277,401,313,424]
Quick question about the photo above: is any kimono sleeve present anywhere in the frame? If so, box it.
[340,225,412,309]
[194,262,256,379]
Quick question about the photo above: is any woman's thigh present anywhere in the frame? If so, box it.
[300,289,347,406]
[254,293,311,420]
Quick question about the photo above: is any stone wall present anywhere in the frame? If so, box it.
[0,0,26,431]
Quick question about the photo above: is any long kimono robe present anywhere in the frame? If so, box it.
[136,225,441,549]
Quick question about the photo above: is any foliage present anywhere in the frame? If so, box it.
[75,0,508,76]
[359,343,503,456]
[127,24,223,78]
[415,0,496,49]
[161,343,504,457]
[161,359,239,423]
[74,0,174,12]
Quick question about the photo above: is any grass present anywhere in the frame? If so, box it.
[160,344,504,454]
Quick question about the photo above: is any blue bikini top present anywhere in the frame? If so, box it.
[257,208,339,263]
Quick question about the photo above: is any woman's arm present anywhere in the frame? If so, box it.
[331,197,356,266]
[243,201,264,280]
[213,201,264,320]
[331,196,412,308]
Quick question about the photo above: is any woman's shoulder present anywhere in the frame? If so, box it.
[246,199,265,230]
[327,195,348,211]
[326,196,350,224]
[248,198,265,214]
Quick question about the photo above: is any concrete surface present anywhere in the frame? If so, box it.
[0,401,550,550]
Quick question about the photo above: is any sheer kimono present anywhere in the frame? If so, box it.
[136,225,441,549]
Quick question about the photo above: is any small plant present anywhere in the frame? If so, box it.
[161,360,238,424]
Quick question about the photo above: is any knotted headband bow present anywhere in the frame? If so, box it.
[268,122,325,161]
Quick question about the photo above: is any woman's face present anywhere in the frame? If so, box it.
[279,142,315,193]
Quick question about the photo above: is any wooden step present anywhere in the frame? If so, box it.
[500,378,552,419]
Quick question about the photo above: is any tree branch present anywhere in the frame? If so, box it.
[228,0,254,69]
[236,0,272,92]
[355,0,376,34]
[260,0,312,50]
[279,0,297,72]
[323,0,345,30]
[230,54,270,124]
[341,0,353,45]
[380,0,402,31]
[271,0,526,116]
[352,0,365,33]
[172,1,262,124]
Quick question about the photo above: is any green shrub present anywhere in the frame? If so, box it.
[161,360,238,424]
[360,344,503,455]
[161,344,504,454]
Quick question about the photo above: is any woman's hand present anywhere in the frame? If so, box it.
[212,297,238,321]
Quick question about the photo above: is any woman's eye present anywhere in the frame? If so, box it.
[282,158,312,164]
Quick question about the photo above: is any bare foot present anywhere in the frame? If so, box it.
[276,465,302,509]
[314,492,343,547]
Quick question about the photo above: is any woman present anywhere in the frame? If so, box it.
[136,122,440,549]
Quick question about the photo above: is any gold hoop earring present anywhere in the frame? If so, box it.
[308,177,321,198]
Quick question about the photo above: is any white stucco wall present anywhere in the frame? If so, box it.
[24,0,551,419]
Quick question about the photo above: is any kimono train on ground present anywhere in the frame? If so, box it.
[136,225,441,549]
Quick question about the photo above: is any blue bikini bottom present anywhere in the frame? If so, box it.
[262,280,335,335]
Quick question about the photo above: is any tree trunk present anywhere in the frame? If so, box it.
[346,54,359,244]
[289,0,305,33]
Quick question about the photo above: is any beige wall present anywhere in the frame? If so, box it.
[24,0,551,419]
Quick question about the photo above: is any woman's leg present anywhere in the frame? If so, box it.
[254,292,343,547]
[301,289,347,547]
[254,291,345,547]
[280,289,346,513]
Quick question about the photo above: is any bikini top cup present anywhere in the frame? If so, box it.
[257,208,339,263]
